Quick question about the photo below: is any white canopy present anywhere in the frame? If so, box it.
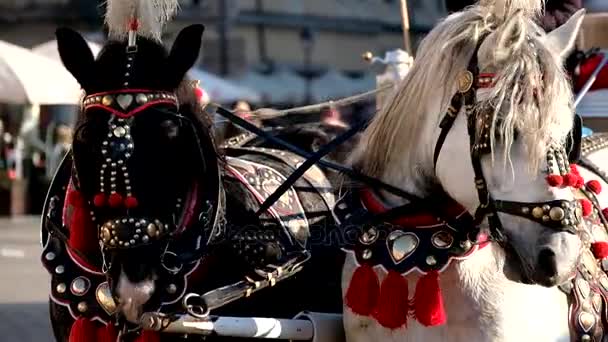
[32,39,102,61]
[188,68,261,104]
[0,40,82,105]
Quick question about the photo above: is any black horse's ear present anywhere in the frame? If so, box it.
[167,24,205,88]
[56,27,96,91]
[566,113,583,163]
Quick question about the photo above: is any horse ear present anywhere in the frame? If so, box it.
[55,27,96,91]
[541,9,586,60]
[494,10,527,62]
[167,24,205,88]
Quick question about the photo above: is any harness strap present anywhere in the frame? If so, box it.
[213,105,425,203]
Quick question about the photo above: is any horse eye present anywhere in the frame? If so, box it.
[160,120,180,139]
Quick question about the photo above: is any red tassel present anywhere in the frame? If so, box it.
[587,180,602,195]
[66,188,97,255]
[129,19,140,31]
[414,271,447,327]
[345,264,380,316]
[134,331,161,342]
[96,323,118,342]
[546,175,563,187]
[373,270,409,329]
[109,193,123,208]
[564,173,578,187]
[592,242,608,260]
[69,318,98,342]
[580,199,593,217]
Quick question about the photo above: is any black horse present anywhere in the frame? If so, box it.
[41,24,344,342]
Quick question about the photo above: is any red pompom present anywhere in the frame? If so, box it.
[570,164,580,175]
[373,270,409,329]
[546,175,563,187]
[414,271,447,327]
[580,199,593,217]
[591,242,608,260]
[109,193,123,208]
[575,176,585,189]
[602,208,608,218]
[345,264,380,316]
[124,196,139,209]
[93,193,106,207]
[134,331,161,342]
[97,323,118,342]
[587,180,602,195]
[563,173,578,187]
[194,87,204,99]
[69,318,99,342]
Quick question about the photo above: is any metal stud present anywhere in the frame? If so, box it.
[521,207,530,214]
[102,95,114,106]
[167,284,177,294]
[532,207,544,219]
[77,302,88,313]
[55,265,65,274]
[71,277,90,296]
[56,283,66,294]
[426,255,437,266]
[113,126,127,137]
[549,207,565,221]
[432,231,454,249]
[136,94,148,104]
[45,252,56,261]
[362,249,372,260]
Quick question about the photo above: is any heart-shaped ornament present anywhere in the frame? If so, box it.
[116,94,134,110]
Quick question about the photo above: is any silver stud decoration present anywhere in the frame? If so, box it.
[426,255,437,266]
[45,252,56,261]
[77,302,88,313]
[71,277,91,296]
[431,231,454,249]
[55,265,65,274]
[167,284,177,294]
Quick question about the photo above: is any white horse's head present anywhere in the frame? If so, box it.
[352,2,586,287]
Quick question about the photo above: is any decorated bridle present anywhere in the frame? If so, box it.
[433,37,585,245]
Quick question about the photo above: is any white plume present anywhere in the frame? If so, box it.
[105,0,179,41]
[479,0,543,21]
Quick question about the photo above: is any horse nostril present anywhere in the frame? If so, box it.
[537,248,558,278]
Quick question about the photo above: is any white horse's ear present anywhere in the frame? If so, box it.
[541,9,586,59]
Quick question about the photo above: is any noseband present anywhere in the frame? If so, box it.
[433,40,582,243]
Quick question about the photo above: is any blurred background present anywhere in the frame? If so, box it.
[0,0,452,217]
[0,0,608,341]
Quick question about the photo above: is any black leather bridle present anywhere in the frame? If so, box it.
[432,40,583,244]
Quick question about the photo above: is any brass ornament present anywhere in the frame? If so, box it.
[77,302,88,313]
[100,227,111,243]
[387,231,419,264]
[56,283,66,294]
[549,207,565,221]
[102,95,114,106]
[457,70,474,93]
[532,207,544,219]
[578,312,595,332]
[147,223,158,237]
[96,282,117,315]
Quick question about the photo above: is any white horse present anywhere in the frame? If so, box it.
[341,0,589,341]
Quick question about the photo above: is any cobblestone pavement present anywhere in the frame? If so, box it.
[0,216,53,342]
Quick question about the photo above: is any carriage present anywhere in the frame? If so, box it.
[39,1,608,341]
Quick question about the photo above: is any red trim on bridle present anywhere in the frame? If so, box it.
[83,100,178,118]
[86,89,165,97]
[477,73,495,89]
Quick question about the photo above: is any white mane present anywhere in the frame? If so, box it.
[352,1,573,178]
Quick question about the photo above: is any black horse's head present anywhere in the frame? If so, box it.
[57,25,222,322]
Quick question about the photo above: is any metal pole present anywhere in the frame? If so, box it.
[141,313,315,340]
[218,0,230,75]
[574,54,608,108]
[255,0,268,64]
[399,0,412,54]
